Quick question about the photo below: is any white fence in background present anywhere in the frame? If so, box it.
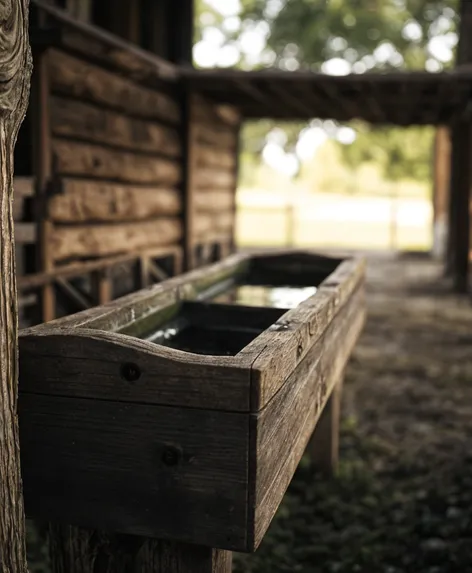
[236,191,433,251]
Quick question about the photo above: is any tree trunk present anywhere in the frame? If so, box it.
[0,1,32,571]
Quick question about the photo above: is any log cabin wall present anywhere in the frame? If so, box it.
[187,95,241,269]
[15,2,187,325]
[15,2,240,326]
[45,48,183,263]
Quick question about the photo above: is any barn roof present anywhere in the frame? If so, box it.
[182,67,472,126]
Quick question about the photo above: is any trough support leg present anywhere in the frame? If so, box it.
[309,375,343,475]
[49,525,232,573]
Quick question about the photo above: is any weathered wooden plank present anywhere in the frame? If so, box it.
[51,96,181,157]
[196,145,236,170]
[18,246,182,289]
[32,0,179,82]
[194,190,235,213]
[241,257,365,410]
[20,253,247,332]
[14,222,36,244]
[248,287,365,549]
[192,97,240,127]
[52,140,181,185]
[50,218,182,261]
[193,212,234,239]
[195,168,235,190]
[48,179,181,223]
[308,376,343,474]
[49,529,232,573]
[197,127,238,150]
[19,327,252,411]
[19,393,249,550]
[14,176,34,197]
[33,49,56,322]
[49,49,180,123]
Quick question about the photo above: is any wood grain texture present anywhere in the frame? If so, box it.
[194,190,235,212]
[49,49,180,122]
[241,256,366,410]
[20,252,247,332]
[48,179,181,223]
[18,246,182,289]
[194,212,234,239]
[248,286,365,549]
[192,97,240,127]
[51,95,181,157]
[197,126,238,150]
[308,376,343,474]
[52,139,181,185]
[49,528,232,573]
[14,222,36,243]
[19,393,249,549]
[195,168,235,190]
[19,327,252,411]
[33,0,179,81]
[0,0,31,571]
[50,218,182,261]
[196,145,236,170]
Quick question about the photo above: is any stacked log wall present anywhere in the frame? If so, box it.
[188,95,240,266]
[45,47,184,264]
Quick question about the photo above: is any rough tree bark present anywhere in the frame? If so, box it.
[0,0,32,571]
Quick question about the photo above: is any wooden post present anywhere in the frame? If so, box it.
[446,0,472,290]
[91,269,112,305]
[446,121,471,291]
[0,0,31,570]
[182,94,198,271]
[31,49,55,321]
[49,526,232,573]
[308,376,343,475]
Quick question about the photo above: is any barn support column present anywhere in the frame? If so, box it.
[445,0,472,291]
[432,127,451,261]
[446,121,472,292]
[0,0,31,570]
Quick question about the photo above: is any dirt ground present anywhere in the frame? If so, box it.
[27,254,472,572]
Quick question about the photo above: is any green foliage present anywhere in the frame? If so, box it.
[337,123,435,183]
[196,0,457,185]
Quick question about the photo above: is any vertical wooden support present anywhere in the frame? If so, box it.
[230,123,241,255]
[49,526,232,573]
[91,269,112,306]
[308,377,343,475]
[446,0,472,290]
[0,0,31,569]
[182,94,198,271]
[32,49,55,321]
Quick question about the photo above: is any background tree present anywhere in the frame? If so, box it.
[195,0,458,189]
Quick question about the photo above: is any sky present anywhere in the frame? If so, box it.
[194,0,457,177]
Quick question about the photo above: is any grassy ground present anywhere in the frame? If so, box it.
[27,255,472,572]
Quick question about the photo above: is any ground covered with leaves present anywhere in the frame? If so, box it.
[27,255,472,572]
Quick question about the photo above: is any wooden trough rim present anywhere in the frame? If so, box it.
[20,250,365,413]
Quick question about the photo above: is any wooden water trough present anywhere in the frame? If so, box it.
[19,250,365,566]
